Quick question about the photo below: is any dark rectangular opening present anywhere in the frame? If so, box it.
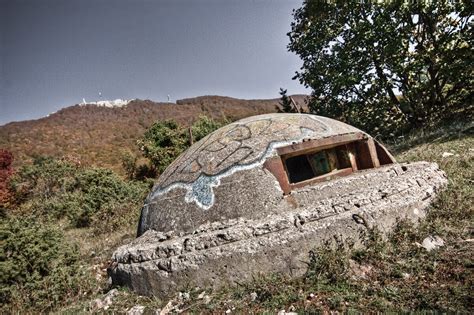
[284,145,353,184]
[285,154,315,183]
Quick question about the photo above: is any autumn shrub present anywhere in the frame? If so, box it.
[0,149,14,210]
[0,217,94,312]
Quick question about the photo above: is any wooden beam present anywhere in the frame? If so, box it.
[346,142,358,171]
[290,168,353,189]
[263,157,291,195]
[367,138,380,168]
[289,96,301,113]
[276,132,367,157]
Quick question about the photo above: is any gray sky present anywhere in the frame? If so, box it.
[0,0,308,126]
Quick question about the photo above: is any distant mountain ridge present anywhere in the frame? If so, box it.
[0,95,308,173]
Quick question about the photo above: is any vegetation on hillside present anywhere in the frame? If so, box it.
[288,1,473,137]
[0,96,307,174]
[8,156,150,231]
[0,149,14,212]
[276,88,298,113]
[0,115,226,313]
[138,116,227,174]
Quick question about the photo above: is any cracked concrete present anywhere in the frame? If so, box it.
[109,161,447,297]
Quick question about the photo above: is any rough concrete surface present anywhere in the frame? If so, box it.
[110,161,447,297]
[137,114,375,236]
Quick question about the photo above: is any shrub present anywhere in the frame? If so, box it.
[0,149,15,210]
[137,120,188,174]
[9,157,149,231]
[191,115,228,142]
[0,217,93,312]
[138,116,227,174]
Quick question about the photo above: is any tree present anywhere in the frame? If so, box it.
[288,1,473,136]
[277,88,297,113]
[137,120,188,174]
[138,116,227,174]
[191,115,227,142]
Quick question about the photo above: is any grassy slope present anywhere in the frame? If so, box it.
[62,126,473,313]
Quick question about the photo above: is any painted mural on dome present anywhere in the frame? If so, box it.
[148,114,353,209]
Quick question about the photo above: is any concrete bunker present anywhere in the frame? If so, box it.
[109,113,447,297]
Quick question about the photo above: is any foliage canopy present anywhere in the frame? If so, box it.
[138,116,227,173]
[288,1,473,136]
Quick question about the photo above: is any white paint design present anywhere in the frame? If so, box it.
[146,116,333,210]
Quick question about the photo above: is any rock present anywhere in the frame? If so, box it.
[278,310,298,315]
[421,235,445,251]
[178,291,190,301]
[127,305,145,315]
[159,299,175,315]
[349,259,373,280]
[250,291,258,301]
[197,291,206,299]
[442,152,459,158]
[442,152,455,158]
[91,288,119,310]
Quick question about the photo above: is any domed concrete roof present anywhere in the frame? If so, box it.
[138,113,394,235]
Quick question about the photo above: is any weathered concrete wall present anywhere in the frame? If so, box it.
[138,114,371,236]
[110,162,447,297]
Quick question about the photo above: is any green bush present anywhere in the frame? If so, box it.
[137,120,188,174]
[191,115,228,142]
[138,116,227,174]
[9,157,149,231]
[0,217,93,312]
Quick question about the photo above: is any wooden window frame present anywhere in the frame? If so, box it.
[263,132,386,195]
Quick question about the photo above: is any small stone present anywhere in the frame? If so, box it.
[442,152,455,158]
[349,259,373,280]
[203,295,211,304]
[127,305,145,315]
[91,288,119,310]
[92,298,104,310]
[250,292,258,301]
[421,235,444,252]
[197,291,206,299]
[225,309,231,314]
[178,291,190,301]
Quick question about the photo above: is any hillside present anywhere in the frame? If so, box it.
[0,95,308,173]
